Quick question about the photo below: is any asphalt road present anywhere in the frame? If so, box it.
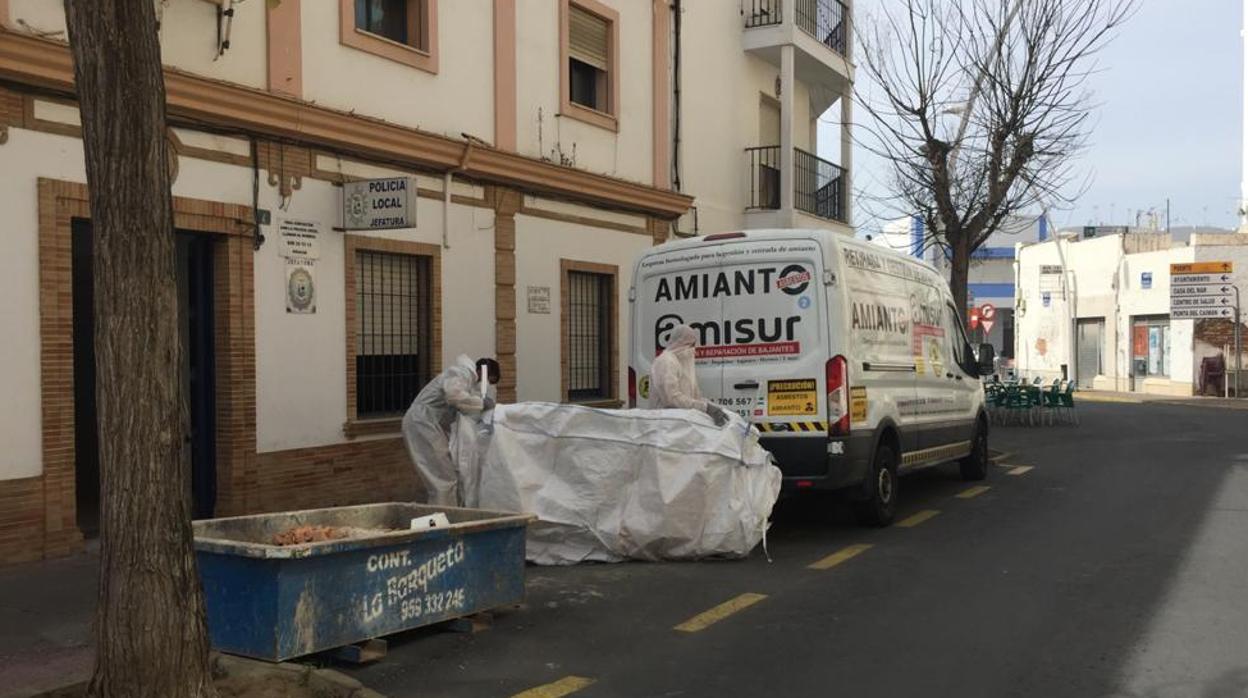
[341,401,1248,698]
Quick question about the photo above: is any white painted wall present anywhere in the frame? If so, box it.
[0,129,88,480]
[0,114,666,479]
[8,0,68,36]
[513,212,652,403]
[244,180,496,454]
[1016,240,1072,378]
[159,0,267,90]
[301,0,495,143]
[677,1,787,235]
[514,0,654,185]
[9,0,267,90]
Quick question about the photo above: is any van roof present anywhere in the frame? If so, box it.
[647,229,942,276]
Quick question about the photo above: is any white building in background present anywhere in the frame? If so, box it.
[869,214,1052,364]
[0,0,854,563]
[1015,231,1248,395]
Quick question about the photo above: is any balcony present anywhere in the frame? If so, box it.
[743,0,853,105]
[745,0,848,55]
[746,145,847,226]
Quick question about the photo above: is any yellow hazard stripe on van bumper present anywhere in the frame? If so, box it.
[756,421,828,433]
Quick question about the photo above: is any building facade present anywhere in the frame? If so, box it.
[1014,232,1248,394]
[0,0,854,563]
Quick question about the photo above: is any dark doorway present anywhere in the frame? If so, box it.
[70,221,218,537]
[178,233,217,519]
[70,219,99,537]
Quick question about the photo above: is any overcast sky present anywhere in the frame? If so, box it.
[839,0,1243,234]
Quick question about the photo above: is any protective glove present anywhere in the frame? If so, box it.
[704,403,731,427]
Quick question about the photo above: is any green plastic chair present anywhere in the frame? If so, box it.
[1040,380,1063,425]
[1003,384,1036,426]
[1059,382,1078,425]
[986,382,1008,425]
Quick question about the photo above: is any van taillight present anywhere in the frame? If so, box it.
[628,367,637,408]
[826,355,849,436]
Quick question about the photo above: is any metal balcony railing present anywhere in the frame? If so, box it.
[795,0,849,56]
[746,146,782,211]
[794,147,846,222]
[746,145,847,224]
[744,0,782,28]
[744,1,849,57]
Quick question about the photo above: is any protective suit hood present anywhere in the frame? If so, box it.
[649,324,706,410]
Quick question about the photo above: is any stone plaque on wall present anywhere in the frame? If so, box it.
[527,286,551,314]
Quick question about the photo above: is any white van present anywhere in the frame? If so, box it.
[628,229,993,525]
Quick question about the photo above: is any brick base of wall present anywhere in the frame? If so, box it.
[0,476,83,565]
[0,438,422,565]
[253,437,423,514]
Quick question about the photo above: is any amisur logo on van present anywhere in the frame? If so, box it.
[654,313,803,356]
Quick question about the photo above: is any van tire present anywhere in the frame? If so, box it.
[959,422,989,481]
[855,443,898,527]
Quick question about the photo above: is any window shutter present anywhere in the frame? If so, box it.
[569,5,609,71]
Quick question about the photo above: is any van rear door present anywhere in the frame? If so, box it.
[709,240,827,432]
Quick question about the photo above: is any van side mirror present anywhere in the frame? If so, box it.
[977,343,996,377]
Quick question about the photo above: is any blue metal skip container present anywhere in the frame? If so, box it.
[192,502,533,662]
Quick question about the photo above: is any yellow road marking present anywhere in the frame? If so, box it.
[808,543,873,570]
[956,485,992,499]
[674,592,767,633]
[896,509,940,528]
[512,676,596,698]
[1008,465,1034,476]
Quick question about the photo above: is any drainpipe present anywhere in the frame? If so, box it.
[445,138,477,249]
[443,172,453,249]
[1055,234,1077,382]
[779,44,796,218]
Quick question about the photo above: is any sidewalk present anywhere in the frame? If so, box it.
[1078,390,1248,410]
[0,545,96,698]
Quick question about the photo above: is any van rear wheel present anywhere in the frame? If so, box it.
[855,442,898,527]
[959,421,989,481]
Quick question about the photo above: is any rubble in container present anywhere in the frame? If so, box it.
[272,525,349,546]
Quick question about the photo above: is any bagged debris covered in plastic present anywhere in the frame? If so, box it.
[475,402,782,565]
[448,411,491,507]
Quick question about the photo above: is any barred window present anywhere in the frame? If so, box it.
[566,270,613,401]
[355,250,432,417]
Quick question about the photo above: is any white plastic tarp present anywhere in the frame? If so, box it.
[462,402,781,565]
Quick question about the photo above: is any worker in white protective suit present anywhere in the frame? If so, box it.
[402,355,501,506]
[649,324,731,426]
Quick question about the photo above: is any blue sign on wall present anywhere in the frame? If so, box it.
[1042,292,1051,308]
[1141,272,1152,289]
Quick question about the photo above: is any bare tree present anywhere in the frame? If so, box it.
[856,0,1135,310]
[64,1,216,696]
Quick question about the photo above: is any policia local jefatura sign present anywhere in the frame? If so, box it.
[342,177,415,230]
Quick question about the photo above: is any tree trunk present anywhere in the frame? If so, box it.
[64,2,216,696]
[949,233,972,313]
